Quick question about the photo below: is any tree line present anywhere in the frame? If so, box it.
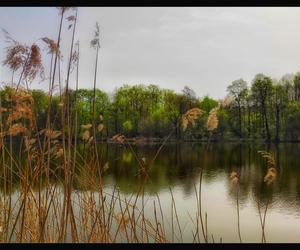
[1,72,300,142]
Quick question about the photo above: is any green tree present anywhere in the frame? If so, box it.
[273,81,288,141]
[285,102,300,140]
[251,74,273,141]
[227,79,248,138]
[31,89,49,130]
[200,96,218,113]
[122,120,133,135]
[293,72,300,101]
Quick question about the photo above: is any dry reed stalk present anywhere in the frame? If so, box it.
[125,197,139,243]
[193,183,201,243]
[256,150,278,243]
[257,199,267,243]
[205,213,208,243]
[69,42,80,244]
[153,200,159,243]
[0,13,250,243]
[155,193,166,241]
[104,185,117,242]
[90,24,103,214]
[112,189,131,242]
[169,187,183,242]
[197,167,207,243]
[0,93,7,241]
[62,9,78,243]
[38,184,59,242]
[42,8,69,242]
[230,171,242,243]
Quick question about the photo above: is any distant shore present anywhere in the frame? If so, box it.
[106,137,300,144]
[5,137,300,144]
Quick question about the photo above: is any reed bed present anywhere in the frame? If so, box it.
[0,7,279,243]
[0,83,215,243]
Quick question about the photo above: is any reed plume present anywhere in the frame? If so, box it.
[206,106,219,132]
[258,151,276,169]
[81,124,92,130]
[2,43,28,73]
[0,88,34,137]
[264,168,277,185]
[258,151,277,185]
[110,134,125,144]
[24,44,44,82]
[97,123,104,132]
[42,37,59,55]
[230,171,239,186]
[257,150,277,243]
[82,130,91,142]
[182,108,204,131]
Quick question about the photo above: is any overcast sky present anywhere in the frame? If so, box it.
[1,7,300,99]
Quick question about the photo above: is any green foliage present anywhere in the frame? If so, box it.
[285,102,300,140]
[200,96,218,113]
[122,120,133,133]
[251,74,273,103]
[293,72,300,101]
[31,89,48,129]
[2,75,300,141]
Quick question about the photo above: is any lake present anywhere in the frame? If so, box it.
[77,142,300,243]
[4,142,300,243]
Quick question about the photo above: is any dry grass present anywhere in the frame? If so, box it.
[206,106,219,132]
[0,87,183,243]
[0,9,278,243]
[0,91,281,243]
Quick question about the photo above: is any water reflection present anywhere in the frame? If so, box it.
[96,143,300,214]
[4,142,300,207]
[3,142,300,242]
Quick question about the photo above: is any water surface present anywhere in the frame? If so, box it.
[7,142,300,242]
[96,142,300,243]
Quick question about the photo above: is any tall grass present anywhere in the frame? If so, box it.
[0,7,279,243]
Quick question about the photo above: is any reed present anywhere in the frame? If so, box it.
[0,8,280,243]
[230,171,242,243]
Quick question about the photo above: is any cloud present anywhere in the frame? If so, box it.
[1,7,300,98]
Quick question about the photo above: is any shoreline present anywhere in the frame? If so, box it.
[5,137,300,144]
[107,137,300,144]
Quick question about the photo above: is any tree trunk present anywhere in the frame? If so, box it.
[262,102,270,141]
[275,106,280,142]
[247,105,251,138]
[238,102,242,138]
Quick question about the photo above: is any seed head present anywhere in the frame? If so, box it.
[206,107,219,132]
[264,167,277,185]
[103,162,109,172]
[97,123,104,132]
[42,37,59,55]
[230,171,239,186]
[82,130,90,141]
[8,123,28,136]
[90,22,100,49]
[111,134,125,144]
[182,108,204,131]
[258,151,276,168]
[81,124,92,130]
[24,44,44,82]
[56,148,64,159]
